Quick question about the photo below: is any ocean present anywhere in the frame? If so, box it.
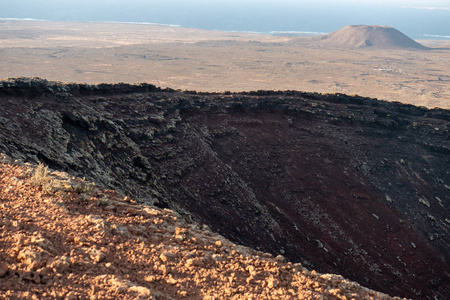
[0,0,449,40]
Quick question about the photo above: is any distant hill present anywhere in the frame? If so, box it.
[313,25,429,50]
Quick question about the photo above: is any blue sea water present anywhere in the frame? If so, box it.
[0,0,449,40]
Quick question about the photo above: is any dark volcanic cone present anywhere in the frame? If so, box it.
[316,25,428,49]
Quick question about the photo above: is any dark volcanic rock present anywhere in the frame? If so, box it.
[0,77,449,299]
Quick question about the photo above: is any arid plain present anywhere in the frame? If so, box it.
[0,20,449,108]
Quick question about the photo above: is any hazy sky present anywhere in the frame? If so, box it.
[1,0,449,38]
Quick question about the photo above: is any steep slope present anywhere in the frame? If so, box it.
[314,25,428,49]
[1,158,402,299]
[0,78,449,299]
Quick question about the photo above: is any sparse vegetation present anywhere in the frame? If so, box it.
[70,177,96,195]
[30,162,95,195]
[29,163,52,188]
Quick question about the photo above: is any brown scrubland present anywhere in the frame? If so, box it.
[0,20,449,108]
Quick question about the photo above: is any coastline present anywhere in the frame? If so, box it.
[0,19,449,109]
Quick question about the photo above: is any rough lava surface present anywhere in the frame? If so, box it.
[0,156,402,299]
[0,78,449,299]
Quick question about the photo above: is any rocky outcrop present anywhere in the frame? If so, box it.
[0,77,449,299]
[0,158,403,299]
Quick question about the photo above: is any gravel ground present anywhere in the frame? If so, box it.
[0,154,404,299]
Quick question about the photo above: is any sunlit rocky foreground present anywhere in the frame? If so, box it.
[0,155,403,299]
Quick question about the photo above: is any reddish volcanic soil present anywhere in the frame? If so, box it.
[0,157,402,299]
[0,78,449,299]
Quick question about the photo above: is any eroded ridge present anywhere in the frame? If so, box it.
[0,78,449,299]
[0,156,401,299]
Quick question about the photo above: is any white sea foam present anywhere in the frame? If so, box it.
[423,34,450,39]
[94,21,181,27]
[0,18,181,28]
[0,18,48,21]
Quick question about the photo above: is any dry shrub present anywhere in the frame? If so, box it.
[30,163,95,195]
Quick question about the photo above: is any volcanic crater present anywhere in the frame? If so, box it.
[0,78,449,299]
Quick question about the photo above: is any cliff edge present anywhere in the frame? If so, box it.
[0,156,403,299]
[0,78,449,299]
